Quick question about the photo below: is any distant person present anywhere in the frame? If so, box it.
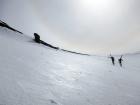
[109,54,115,65]
[34,33,41,43]
[118,55,123,67]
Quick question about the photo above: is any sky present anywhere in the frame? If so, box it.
[0,0,140,55]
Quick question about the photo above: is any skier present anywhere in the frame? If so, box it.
[109,54,115,66]
[34,33,41,43]
[118,55,123,67]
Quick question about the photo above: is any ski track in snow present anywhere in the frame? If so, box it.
[0,27,140,105]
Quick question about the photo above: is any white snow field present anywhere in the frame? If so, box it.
[0,27,140,105]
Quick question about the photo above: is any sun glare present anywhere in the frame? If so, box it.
[79,0,118,16]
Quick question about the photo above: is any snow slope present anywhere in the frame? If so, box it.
[0,27,140,105]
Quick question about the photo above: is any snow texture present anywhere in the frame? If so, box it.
[0,27,140,105]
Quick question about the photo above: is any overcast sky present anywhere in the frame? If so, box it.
[0,0,140,55]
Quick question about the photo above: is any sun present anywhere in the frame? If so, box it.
[79,0,118,16]
[80,0,115,9]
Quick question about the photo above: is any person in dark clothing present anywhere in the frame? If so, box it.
[109,54,115,65]
[34,33,41,43]
[118,55,123,67]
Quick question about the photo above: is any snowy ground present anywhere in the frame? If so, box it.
[0,27,140,105]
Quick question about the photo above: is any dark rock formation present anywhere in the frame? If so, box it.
[0,20,23,34]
